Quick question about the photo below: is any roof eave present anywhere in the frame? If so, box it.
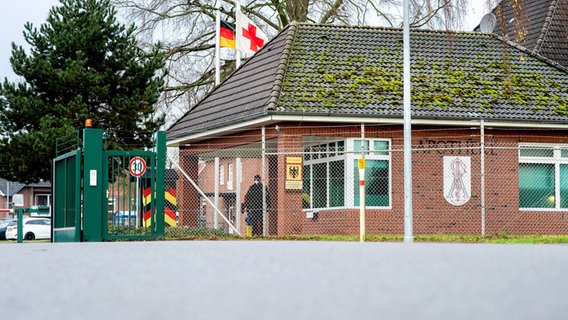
[167,113,568,146]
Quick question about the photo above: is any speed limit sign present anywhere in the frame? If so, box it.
[129,156,147,177]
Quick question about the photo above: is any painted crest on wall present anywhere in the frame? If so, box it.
[443,156,471,206]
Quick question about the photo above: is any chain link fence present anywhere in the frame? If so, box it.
[164,124,568,239]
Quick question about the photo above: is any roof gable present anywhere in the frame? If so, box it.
[168,23,568,142]
[490,0,568,67]
[0,178,26,196]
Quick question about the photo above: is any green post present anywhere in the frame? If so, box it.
[82,128,104,241]
[16,208,23,243]
[154,131,166,239]
[74,150,82,242]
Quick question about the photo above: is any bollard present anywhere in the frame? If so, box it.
[246,225,252,237]
[16,208,23,243]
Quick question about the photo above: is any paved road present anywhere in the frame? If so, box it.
[2,241,567,320]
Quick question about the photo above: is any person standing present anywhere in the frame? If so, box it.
[244,175,270,236]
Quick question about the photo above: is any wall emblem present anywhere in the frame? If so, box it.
[443,156,471,206]
[285,156,302,190]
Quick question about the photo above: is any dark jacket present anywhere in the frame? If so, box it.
[245,182,270,210]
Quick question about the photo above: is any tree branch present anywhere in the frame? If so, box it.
[319,0,344,24]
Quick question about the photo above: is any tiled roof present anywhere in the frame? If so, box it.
[0,178,50,196]
[0,178,25,196]
[490,0,568,68]
[168,23,568,141]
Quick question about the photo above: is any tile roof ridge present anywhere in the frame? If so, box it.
[266,21,298,111]
[303,22,507,40]
[533,0,559,55]
[296,22,497,39]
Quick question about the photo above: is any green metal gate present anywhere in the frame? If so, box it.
[104,150,158,240]
[53,149,82,242]
[53,127,165,242]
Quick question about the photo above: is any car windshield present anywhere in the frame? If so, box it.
[25,219,50,224]
[0,221,11,227]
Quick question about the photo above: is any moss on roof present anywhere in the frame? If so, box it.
[168,23,568,140]
[278,25,568,117]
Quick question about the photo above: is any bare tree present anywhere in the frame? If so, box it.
[112,0,484,126]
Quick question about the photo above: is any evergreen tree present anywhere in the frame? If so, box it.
[0,0,166,182]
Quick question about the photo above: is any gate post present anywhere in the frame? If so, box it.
[83,128,104,241]
[154,131,166,239]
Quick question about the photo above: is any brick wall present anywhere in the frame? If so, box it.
[177,123,568,235]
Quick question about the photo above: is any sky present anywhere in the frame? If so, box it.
[0,1,60,81]
[0,1,489,83]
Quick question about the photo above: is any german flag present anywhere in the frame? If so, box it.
[220,20,236,48]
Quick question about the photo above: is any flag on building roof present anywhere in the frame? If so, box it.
[236,9,268,55]
[220,20,236,49]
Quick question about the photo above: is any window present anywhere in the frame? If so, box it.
[227,163,234,190]
[519,144,568,209]
[36,194,50,206]
[303,142,344,209]
[303,139,390,209]
[353,158,389,206]
[351,139,391,207]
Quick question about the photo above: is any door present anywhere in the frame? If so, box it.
[103,150,156,240]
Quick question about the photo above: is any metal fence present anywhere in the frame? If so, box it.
[164,124,568,239]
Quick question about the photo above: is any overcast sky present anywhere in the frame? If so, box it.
[0,1,489,83]
[0,1,59,82]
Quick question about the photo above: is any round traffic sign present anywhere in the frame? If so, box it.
[129,156,147,177]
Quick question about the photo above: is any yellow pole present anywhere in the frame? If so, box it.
[358,158,366,242]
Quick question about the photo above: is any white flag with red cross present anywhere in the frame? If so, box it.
[236,9,268,55]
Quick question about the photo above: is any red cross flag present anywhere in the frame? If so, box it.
[236,9,268,55]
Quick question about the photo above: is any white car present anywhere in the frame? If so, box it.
[5,218,51,240]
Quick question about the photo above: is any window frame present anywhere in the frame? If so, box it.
[227,163,234,190]
[347,139,392,209]
[220,164,225,185]
[303,138,391,210]
[519,143,568,210]
[303,141,346,210]
[35,194,51,207]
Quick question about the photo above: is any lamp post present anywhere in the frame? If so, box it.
[403,0,413,243]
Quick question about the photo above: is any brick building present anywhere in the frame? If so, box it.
[0,178,51,219]
[167,19,568,236]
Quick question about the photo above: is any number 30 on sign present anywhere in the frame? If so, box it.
[129,156,147,177]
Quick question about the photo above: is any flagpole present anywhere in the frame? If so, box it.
[235,0,241,68]
[215,4,221,85]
